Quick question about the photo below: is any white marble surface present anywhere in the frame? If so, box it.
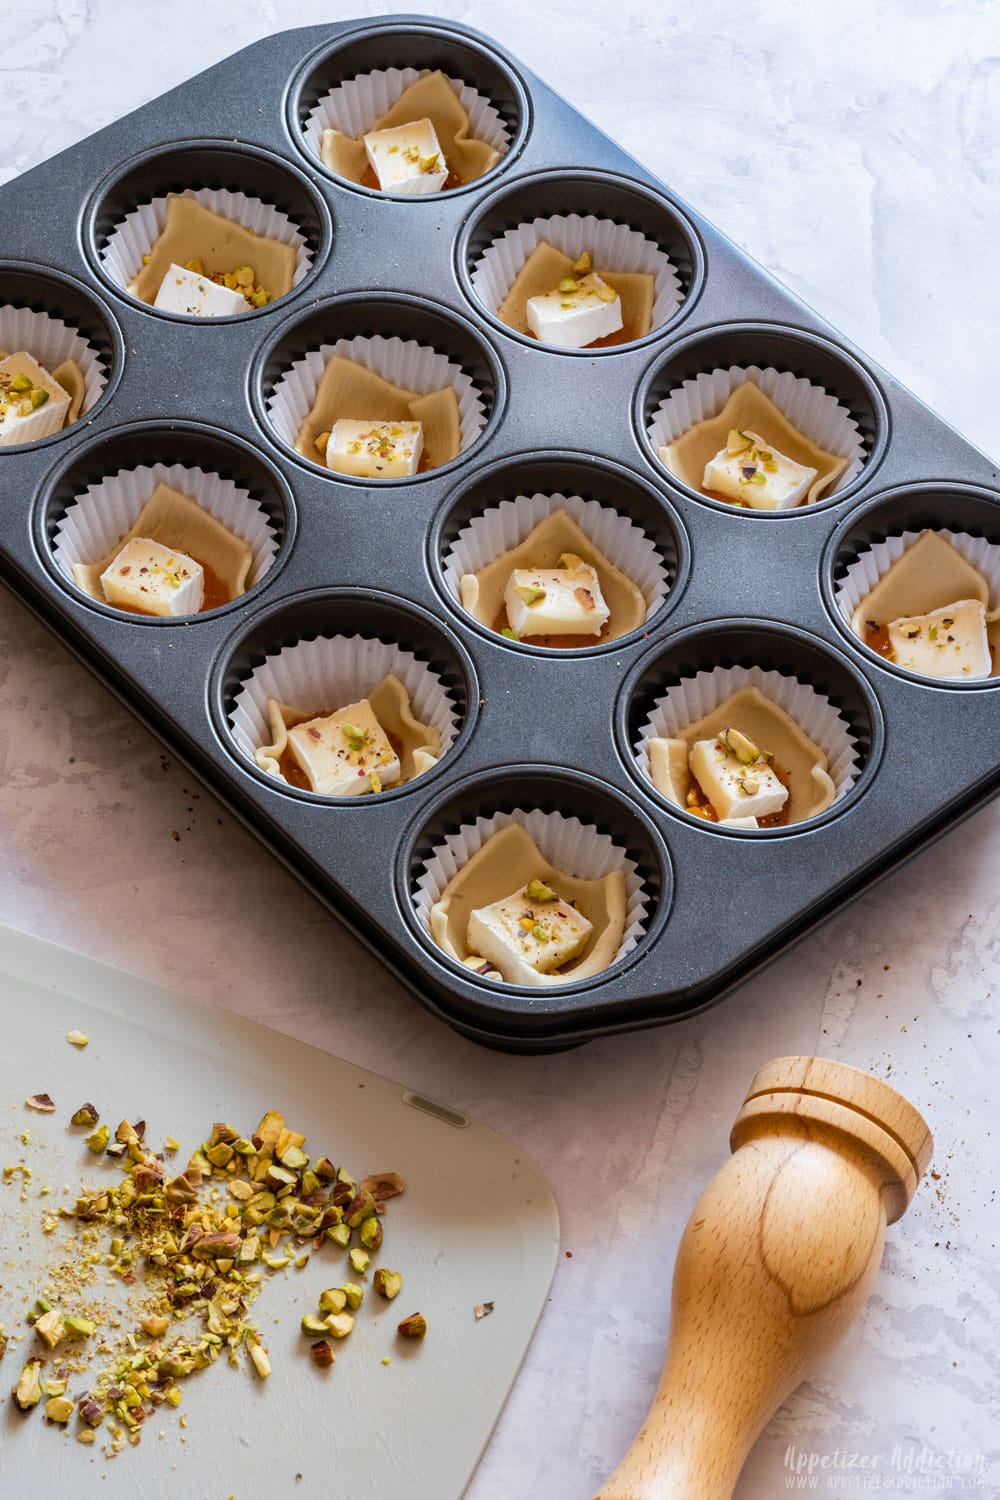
[2,3,999,1495]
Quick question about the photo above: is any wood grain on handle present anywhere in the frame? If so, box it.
[595,1057,932,1500]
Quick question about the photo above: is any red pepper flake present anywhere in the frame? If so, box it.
[119,565,132,576]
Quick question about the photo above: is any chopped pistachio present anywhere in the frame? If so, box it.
[85,1122,110,1153]
[525,878,556,902]
[719,726,760,765]
[301,1313,329,1337]
[70,1103,99,1127]
[359,1215,382,1251]
[34,1308,66,1350]
[571,250,592,273]
[500,627,520,641]
[349,1248,370,1276]
[14,1360,43,1410]
[44,1377,67,1396]
[66,1030,89,1048]
[64,1315,95,1339]
[319,1288,347,1315]
[141,1314,169,1338]
[326,1223,351,1248]
[78,1395,104,1427]
[474,1301,495,1320]
[310,1339,335,1368]
[25,1093,56,1112]
[341,1283,364,1312]
[397,1312,427,1339]
[726,428,754,456]
[164,1136,180,1154]
[513,583,546,606]
[325,1311,354,1340]
[248,1341,271,1379]
[738,776,760,796]
[373,1269,402,1301]
[44,1395,74,1423]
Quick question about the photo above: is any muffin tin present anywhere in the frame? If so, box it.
[1,16,998,1051]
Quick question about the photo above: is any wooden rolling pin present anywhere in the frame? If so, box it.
[596,1056,932,1500]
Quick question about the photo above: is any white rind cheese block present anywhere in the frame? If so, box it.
[526,272,623,349]
[703,428,817,510]
[688,734,788,821]
[286,698,400,796]
[467,883,593,979]
[887,599,992,679]
[326,420,424,479]
[99,536,204,616]
[153,263,250,317]
[0,351,71,446]
[503,553,610,638]
[363,118,449,194]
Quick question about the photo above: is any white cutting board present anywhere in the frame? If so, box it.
[0,924,559,1500]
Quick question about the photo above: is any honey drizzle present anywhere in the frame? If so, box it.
[863,621,896,660]
[361,165,464,192]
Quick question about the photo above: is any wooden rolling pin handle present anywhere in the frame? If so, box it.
[595,1057,932,1500]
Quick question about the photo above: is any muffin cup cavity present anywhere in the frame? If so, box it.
[257,296,501,480]
[85,143,329,316]
[432,453,687,648]
[302,67,511,181]
[403,769,670,991]
[622,623,880,832]
[825,485,1000,684]
[214,591,475,801]
[0,266,120,446]
[460,171,703,350]
[639,325,886,510]
[290,23,528,190]
[36,423,292,619]
[101,188,313,308]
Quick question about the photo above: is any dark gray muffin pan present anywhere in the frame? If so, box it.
[0,15,997,1051]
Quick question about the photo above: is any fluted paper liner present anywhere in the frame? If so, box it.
[442,490,671,629]
[266,334,487,464]
[636,664,861,812]
[0,304,107,426]
[471,212,683,335]
[51,464,279,599]
[414,806,650,984]
[229,633,460,790]
[648,363,866,494]
[101,187,312,304]
[303,67,511,171]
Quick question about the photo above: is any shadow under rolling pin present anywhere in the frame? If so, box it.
[596,1055,933,1500]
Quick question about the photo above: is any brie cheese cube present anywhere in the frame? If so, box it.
[503,553,610,638]
[363,118,449,195]
[325,420,424,479]
[688,735,788,822]
[99,537,204,617]
[887,599,992,679]
[153,263,250,318]
[466,884,593,979]
[703,429,817,510]
[526,272,623,349]
[286,698,400,796]
[0,352,71,446]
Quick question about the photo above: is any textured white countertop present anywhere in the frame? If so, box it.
[2,3,998,1495]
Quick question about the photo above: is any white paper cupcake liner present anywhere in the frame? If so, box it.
[442,491,671,620]
[0,304,107,421]
[648,364,866,494]
[470,213,684,333]
[229,633,460,784]
[303,67,511,171]
[51,463,280,594]
[413,807,650,980]
[833,528,1000,624]
[100,187,313,303]
[266,334,487,464]
[635,664,861,808]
